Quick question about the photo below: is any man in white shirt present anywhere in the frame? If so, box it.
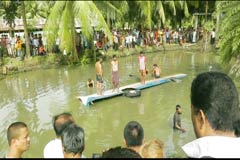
[182,72,240,158]
[43,112,74,158]
[138,51,147,84]
[210,28,216,45]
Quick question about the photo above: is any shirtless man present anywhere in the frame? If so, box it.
[152,64,161,79]
[95,58,103,95]
[6,122,30,158]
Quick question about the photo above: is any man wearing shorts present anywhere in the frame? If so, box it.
[95,58,103,95]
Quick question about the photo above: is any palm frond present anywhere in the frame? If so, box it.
[74,1,94,40]
[43,1,66,51]
[167,1,176,16]
[155,1,165,25]
[58,2,72,53]
[218,1,240,65]
[183,1,189,18]
[88,1,112,42]
[137,1,152,29]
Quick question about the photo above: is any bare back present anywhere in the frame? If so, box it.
[95,61,102,76]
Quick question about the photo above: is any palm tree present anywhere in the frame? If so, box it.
[20,1,31,59]
[217,1,240,76]
[134,1,189,29]
[93,1,123,29]
[109,1,129,29]
[43,1,111,63]
[26,1,55,19]
[0,0,18,37]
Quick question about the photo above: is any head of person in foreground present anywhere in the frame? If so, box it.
[102,146,141,158]
[190,71,240,138]
[123,121,144,153]
[139,138,164,158]
[7,122,30,158]
[53,112,74,138]
[61,123,85,158]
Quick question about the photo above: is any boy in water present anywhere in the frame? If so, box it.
[87,78,94,88]
[152,64,161,79]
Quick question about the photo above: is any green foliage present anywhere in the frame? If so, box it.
[59,2,73,53]
[155,1,165,25]
[79,54,91,65]
[217,1,240,65]
[2,1,18,30]
[182,16,194,28]
[203,20,214,32]
[43,1,112,64]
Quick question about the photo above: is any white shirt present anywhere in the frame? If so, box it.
[211,31,215,38]
[182,136,240,158]
[111,61,118,72]
[44,138,64,158]
[114,36,118,43]
[125,36,130,44]
[33,38,39,47]
[192,31,197,42]
[139,56,146,70]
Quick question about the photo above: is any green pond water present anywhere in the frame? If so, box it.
[0,50,239,158]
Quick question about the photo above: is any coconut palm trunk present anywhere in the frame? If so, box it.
[21,1,30,59]
[68,1,79,63]
[203,1,209,52]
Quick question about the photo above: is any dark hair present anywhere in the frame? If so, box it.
[97,57,102,62]
[176,104,181,110]
[124,121,144,147]
[191,72,240,131]
[102,146,141,158]
[233,119,240,137]
[61,123,85,155]
[113,55,116,58]
[53,112,74,137]
[7,122,27,145]
[153,64,157,67]
[140,51,144,54]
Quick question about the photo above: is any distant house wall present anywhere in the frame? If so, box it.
[0,17,98,33]
[0,18,46,33]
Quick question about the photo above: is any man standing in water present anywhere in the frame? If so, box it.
[173,104,186,133]
[111,55,119,92]
[138,51,147,84]
[95,58,103,95]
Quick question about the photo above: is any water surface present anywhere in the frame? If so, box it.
[0,50,239,158]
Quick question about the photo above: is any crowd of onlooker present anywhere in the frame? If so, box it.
[0,33,47,60]
[93,26,214,53]
[4,71,240,158]
[0,25,216,61]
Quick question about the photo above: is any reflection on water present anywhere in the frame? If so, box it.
[0,50,238,158]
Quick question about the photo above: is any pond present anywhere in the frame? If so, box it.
[0,49,239,158]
